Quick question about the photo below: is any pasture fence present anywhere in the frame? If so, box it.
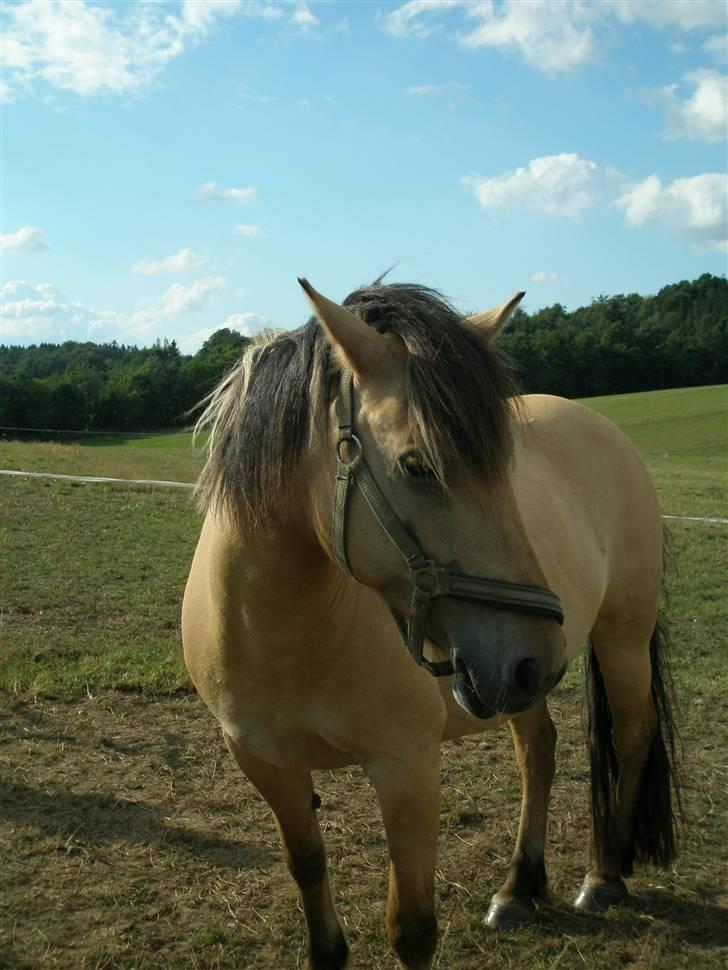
[1,468,726,525]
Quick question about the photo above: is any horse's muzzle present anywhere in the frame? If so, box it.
[452,651,567,719]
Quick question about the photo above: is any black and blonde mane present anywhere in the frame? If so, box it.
[196,281,519,524]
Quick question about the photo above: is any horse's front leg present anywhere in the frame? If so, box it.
[365,748,441,970]
[486,699,556,930]
[223,733,349,970]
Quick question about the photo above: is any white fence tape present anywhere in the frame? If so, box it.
[0,468,194,490]
[1,468,726,523]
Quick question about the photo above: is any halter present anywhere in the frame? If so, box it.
[331,369,564,677]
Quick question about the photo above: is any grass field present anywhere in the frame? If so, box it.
[1,384,726,969]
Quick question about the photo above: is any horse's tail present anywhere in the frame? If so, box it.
[585,618,682,874]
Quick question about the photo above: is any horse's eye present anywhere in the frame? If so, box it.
[398,451,437,484]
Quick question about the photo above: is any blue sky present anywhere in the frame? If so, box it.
[1,0,726,352]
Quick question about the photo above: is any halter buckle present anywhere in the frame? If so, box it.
[411,560,445,597]
[336,434,363,468]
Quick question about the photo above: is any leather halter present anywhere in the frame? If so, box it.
[331,369,565,677]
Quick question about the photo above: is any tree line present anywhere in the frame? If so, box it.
[1,273,725,433]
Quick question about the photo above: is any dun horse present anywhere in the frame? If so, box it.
[182,278,680,970]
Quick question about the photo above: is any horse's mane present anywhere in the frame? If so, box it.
[195,281,519,525]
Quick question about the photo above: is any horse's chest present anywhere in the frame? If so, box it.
[228,715,356,771]
[218,679,367,771]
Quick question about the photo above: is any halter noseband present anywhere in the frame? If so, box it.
[331,369,564,677]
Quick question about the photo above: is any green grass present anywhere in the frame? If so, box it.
[0,478,198,697]
[580,384,726,459]
[582,384,727,519]
[0,432,203,482]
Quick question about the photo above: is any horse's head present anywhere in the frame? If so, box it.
[301,279,566,720]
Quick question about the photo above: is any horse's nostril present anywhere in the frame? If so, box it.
[513,657,540,696]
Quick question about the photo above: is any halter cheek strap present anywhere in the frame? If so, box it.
[332,369,564,677]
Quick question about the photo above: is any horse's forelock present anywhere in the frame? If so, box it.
[344,282,518,485]
[196,281,518,524]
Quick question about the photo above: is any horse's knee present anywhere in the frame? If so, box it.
[387,912,437,968]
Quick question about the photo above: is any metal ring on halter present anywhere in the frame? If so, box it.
[336,434,363,467]
[412,561,444,596]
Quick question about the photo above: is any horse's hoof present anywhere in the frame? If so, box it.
[485,893,536,930]
[574,876,628,913]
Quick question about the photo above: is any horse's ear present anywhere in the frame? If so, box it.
[298,277,404,376]
[466,291,525,343]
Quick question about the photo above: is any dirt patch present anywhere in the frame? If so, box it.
[1,689,726,969]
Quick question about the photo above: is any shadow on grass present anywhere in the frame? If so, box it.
[0,780,271,871]
[535,886,728,949]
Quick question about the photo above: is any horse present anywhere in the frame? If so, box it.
[182,277,680,970]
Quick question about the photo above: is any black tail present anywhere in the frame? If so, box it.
[585,619,682,874]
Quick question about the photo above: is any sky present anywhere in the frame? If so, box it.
[1,0,726,353]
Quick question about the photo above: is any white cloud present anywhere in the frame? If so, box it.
[241,2,286,23]
[0,0,312,100]
[531,271,560,284]
[178,328,218,355]
[178,311,264,354]
[0,0,242,99]
[464,150,727,250]
[291,2,319,29]
[380,1,727,75]
[197,181,257,203]
[660,70,728,142]
[100,275,227,338]
[1,280,92,341]
[459,0,595,74]
[1,275,228,345]
[463,153,622,221]
[0,226,50,252]
[233,224,262,238]
[378,0,466,39]
[380,1,594,72]
[615,173,728,250]
[130,248,207,275]
[406,81,468,96]
[703,33,727,60]
[181,0,242,31]
[222,311,264,333]
[141,276,227,326]
[607,1,727,30]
